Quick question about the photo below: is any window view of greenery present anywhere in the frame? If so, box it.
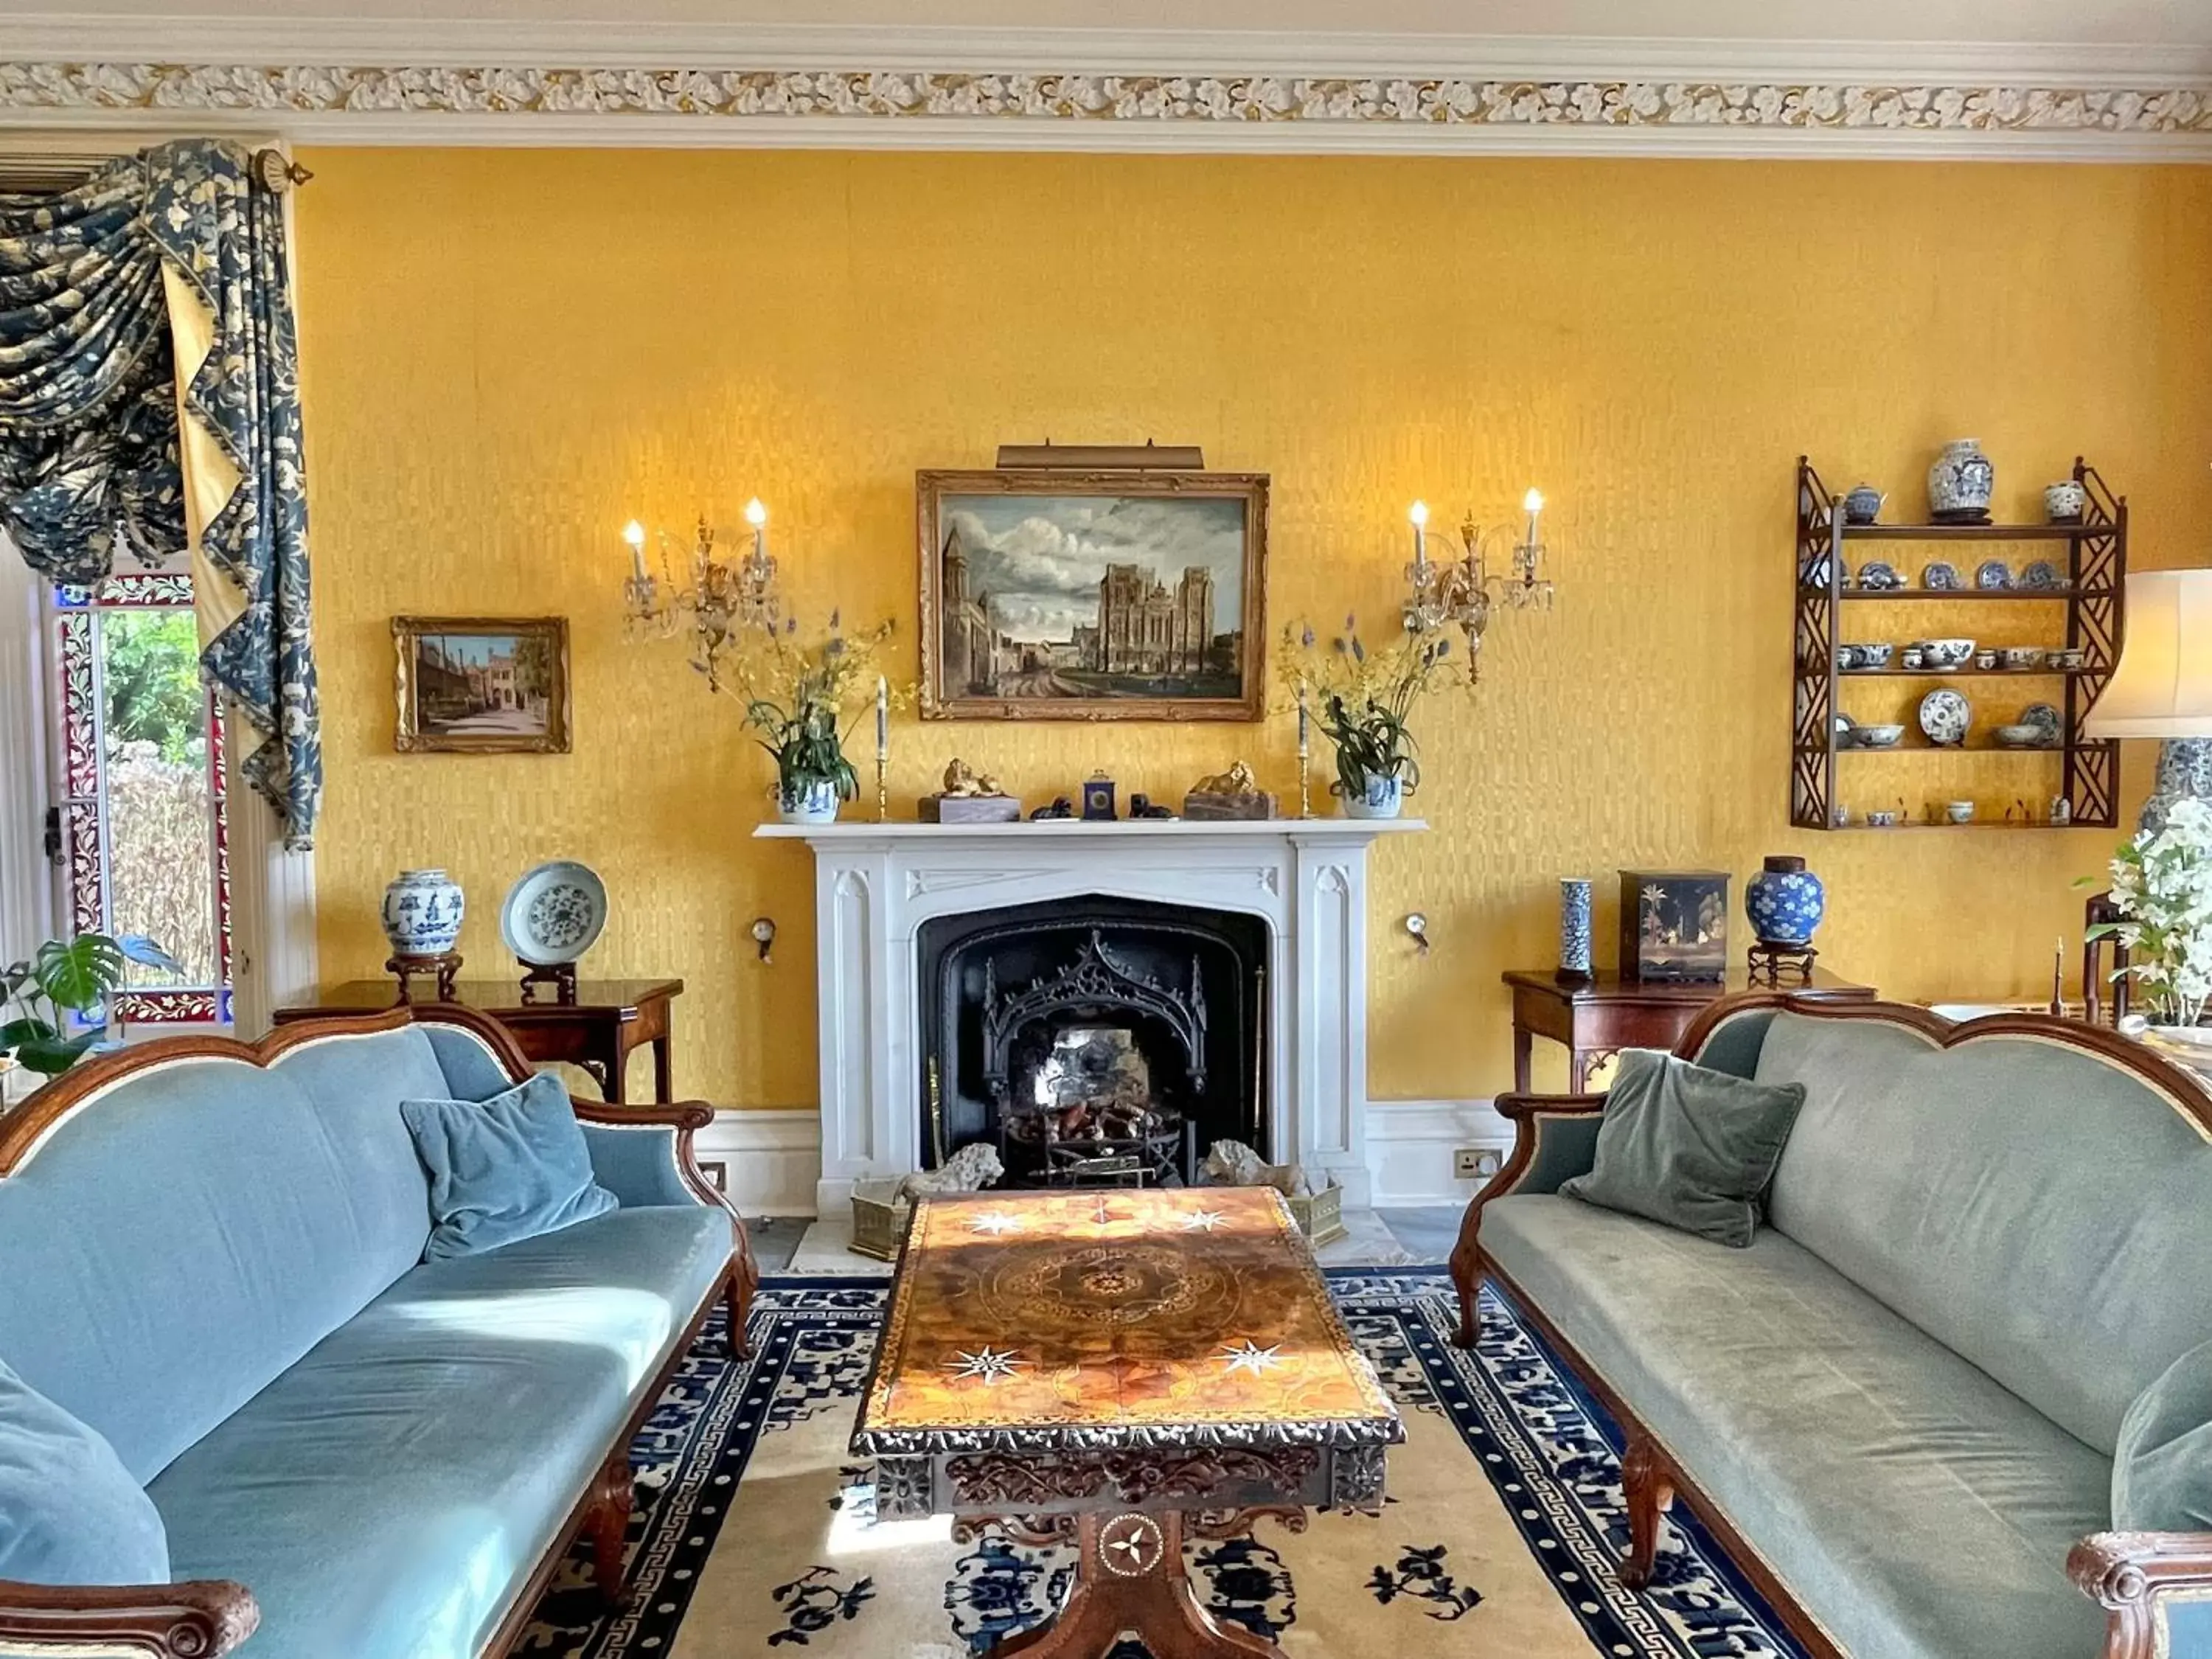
[100,611,218,989]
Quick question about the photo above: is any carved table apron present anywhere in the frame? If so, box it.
[852,1187,1402,1658]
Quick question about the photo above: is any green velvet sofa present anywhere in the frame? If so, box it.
[0,1005,757,1658]
[1448,993,2212,1659]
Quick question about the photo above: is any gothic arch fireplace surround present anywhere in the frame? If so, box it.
[756,817,1424,1214]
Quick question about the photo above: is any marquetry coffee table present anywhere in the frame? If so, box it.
[852,1186,1402,1658]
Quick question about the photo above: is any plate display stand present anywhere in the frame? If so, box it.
[1790,456,2125,832]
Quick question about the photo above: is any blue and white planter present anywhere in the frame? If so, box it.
[1745,856,1825,947]
[1342,772,1405,821]
[381,869,465,957]
[778,776,843,826]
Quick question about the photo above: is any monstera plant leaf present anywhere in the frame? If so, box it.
[32,934,125,1015]
[11,1027,103,1077]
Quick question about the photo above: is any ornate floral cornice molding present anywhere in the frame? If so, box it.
[3,60,2208,157]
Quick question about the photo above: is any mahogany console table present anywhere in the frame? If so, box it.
[274,978,683,1105]
[1502,967,1874,1092]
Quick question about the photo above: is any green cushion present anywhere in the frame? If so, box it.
[1757,1012,2212,1454]
[151,1205,731,1659]
[2115,1340,2212,1531]
[401,1072,618,1261]
[1481,1194,2109,1659]
[1559,1049,1806,1247]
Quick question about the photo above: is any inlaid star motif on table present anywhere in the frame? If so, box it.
[945,1346,1028,1385]
[967,1210,1025,1237]
[1218,1340,1285,1377]
[1180,1210,1226,1232]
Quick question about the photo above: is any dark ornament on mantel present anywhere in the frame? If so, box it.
[1128,794,1176,820]
[1030,796,1075,821]
[1081,772,1119,821]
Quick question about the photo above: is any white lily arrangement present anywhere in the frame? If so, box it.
[2090,797,2212,1028]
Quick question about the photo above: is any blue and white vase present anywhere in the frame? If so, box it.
[778,776,842,826]
[1559,878,1593,979]
[381,869,465,957]
[1343,771,1405,820]
[1745,856,1825,947]
[1928,439,1994,520]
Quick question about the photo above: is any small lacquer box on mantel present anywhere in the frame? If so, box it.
[1618,869,1731,982]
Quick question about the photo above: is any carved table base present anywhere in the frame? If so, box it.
[993,1510,1284,1659]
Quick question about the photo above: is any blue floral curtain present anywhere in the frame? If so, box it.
[0,139,321,849]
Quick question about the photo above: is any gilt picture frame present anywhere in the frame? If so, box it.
[918,469,1269,722]
[392,616,571,754]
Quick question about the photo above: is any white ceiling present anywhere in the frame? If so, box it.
[24,0,2212,44]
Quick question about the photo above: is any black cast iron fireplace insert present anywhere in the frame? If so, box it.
[916,895,1267,1188]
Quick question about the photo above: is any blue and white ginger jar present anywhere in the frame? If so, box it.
[1928,439,1994,518]
[1745,856,1825,947]
[381,869,465,956]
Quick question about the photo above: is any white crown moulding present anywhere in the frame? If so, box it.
[1,20,2208,160]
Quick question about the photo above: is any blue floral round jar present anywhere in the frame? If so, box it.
[1745,855,1825,947]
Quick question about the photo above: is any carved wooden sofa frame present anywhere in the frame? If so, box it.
[0,1005,759,1659]
[1444,991,2212,1659]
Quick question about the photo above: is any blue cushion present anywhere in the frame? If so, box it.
[402,1073,619,1260]
[0,1028,450,1482]
[2115,1339,2212,1531]
[150,1206,731,1659]
[0,1359,168,1586]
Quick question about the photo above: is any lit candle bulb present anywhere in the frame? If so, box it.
[1523,487,1545,546]
[744,497,768,560]
[622,518,647,581]
[875,673,889,760]
[1409,500,1430,576]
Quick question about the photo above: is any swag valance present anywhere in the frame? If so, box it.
[0,139,321,849]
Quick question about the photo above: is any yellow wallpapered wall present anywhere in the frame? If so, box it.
[292,147,2212,1108]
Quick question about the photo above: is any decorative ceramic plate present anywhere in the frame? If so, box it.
[2021,702,2062,740]
[1857,560,1906,591]
[500,860,609,967]
[1919,688,1972,748]
[1975,559,2013,590]
[1921,561,1963,591]
[2019,560,2065,591]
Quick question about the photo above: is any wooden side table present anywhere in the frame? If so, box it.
[1502,967,1875,1091]
[274,978,684,1104]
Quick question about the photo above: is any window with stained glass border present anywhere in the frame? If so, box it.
[51,571,232,1029]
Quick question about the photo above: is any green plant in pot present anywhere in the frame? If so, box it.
[708,608,902,825]
[1282,616,1463,819]
[2,932,183,1079]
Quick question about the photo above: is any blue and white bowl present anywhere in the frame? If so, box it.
[1746,856,1825,947]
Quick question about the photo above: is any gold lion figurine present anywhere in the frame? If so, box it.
[1192,760,1259,798]
[939,759,1005,799]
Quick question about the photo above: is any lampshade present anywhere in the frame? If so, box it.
[2082,569,2212,739]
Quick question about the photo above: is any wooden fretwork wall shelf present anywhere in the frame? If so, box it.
[1791,456,2125,832]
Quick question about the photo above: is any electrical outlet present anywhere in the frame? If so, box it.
[1454,1147,1502,1181]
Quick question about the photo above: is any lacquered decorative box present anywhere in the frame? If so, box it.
[1618,869,1731,982]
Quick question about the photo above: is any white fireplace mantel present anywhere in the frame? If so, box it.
[755,817,1425,1214]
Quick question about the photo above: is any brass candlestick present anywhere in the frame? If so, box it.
[876,754,888,823]
[1298,747,1312,819]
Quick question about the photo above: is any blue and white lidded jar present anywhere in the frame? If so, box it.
[381,869,465,957]
[1745,855,1825,947]
[1559,878,1594,978]
[1927,439,1995,519]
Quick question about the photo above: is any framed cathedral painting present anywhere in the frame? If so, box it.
[917,469,1269,721]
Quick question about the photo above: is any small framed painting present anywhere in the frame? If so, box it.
[392,616,571,754]
[918,469,1269,721]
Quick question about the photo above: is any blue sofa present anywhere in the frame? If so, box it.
[1449,995,2212,1659]
[0,1006,756,1658]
